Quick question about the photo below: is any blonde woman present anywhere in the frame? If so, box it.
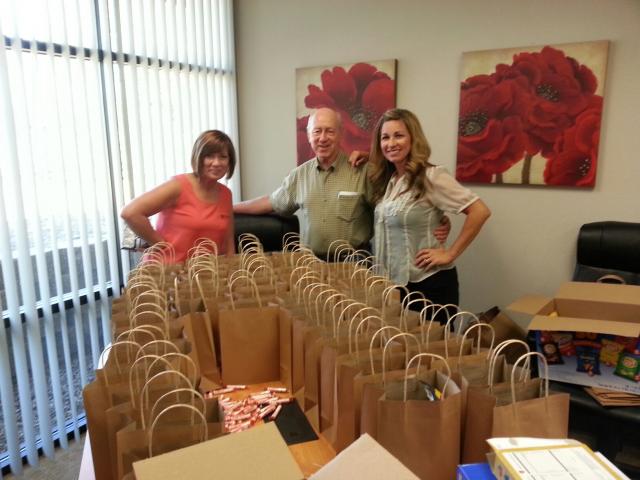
[368,109,490,320]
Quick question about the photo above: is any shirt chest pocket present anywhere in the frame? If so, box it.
[337,192,363,222]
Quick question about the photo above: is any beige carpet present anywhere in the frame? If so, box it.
[4,434,85,480]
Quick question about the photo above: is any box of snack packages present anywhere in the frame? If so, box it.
[506,282,640,394]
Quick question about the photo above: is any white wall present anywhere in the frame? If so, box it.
[234,0,640,312]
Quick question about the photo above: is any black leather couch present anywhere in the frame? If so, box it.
[233,213,299,252]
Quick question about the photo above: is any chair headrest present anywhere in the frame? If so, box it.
[577,221,640,274]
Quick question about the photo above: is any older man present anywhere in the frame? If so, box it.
[234,108,373,257]
[234,107,448,257]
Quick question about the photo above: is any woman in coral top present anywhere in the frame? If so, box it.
[121,130,236,262]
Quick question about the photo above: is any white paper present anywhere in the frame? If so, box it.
[500,447,622,480]
[487,437,578,451]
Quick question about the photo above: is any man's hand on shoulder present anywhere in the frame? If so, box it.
[434,215,451,244]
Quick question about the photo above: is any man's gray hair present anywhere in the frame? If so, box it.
[306,108,343,134]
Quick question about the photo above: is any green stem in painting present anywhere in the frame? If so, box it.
[521,154,533,185]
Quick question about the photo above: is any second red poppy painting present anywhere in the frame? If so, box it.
[455,40,609,188]
[296,60,397,165]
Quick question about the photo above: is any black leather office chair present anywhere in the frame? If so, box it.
[573,221,640,285]
[233,213,299,252]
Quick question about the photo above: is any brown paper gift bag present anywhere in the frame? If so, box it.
[332,324,413,452]
[182,311,221,390]
[219,305,281,384]
[106,367,197,480]
[461,339,533,463]
[431,322,497,387]
[319,310,386,443]
[279,307,294,392]
[319,327,380,434]
[117,404,223,479]
[376,353,462,480]
[358,329,423,441]
[82,380,113,480]
[491,351,570,439]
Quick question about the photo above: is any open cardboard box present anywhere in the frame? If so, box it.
[506,282,640,394]
[133,422,303,480]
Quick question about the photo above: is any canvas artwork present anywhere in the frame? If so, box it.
[455,40,609,187]
[295,60,397,165]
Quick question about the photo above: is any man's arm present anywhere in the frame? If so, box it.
[233,195,275,215]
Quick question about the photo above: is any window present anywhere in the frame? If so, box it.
[0,0,238,473]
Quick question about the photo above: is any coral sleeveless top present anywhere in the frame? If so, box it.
[156,174,232,262]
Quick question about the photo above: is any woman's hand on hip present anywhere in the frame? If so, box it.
[415,248,454,269]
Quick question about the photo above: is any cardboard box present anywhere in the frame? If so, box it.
[309,433,419,480]
[487,437,627,480]
[133,422,303,480]
[507,282,640,394]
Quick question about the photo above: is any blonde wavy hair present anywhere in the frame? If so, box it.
[368,109,433,203]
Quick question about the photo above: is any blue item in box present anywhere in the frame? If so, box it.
[457,462,496,479]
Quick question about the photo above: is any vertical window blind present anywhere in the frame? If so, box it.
[0,0,238,474]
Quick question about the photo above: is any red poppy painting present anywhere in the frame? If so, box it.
[296,60,397,165]
[455,41,608,187]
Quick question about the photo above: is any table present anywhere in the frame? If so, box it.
[78,382,335,479]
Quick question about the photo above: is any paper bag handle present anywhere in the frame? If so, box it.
[292,272,321,302]
[289,265,313,288]
[141,370,193,429]
[400,291,426,313]
[349,266,369,293]
[98,340,142,381]
[316,289,342,326]
[350,314,384,357]
[250,264,277,291]
[488,339,530,392]
[418,303,443,346]
[335,301,366,339]
[327,239,350,263]
[304,283,331,320]
[129,354,168,410]
[149,388,205,433]
[193,237,219,257]
[510,351,549,405]
[283,232,300,253]
[404,353,451,401]
[311,288,337,324]
[346,306,381,348]
[228,275,262,309]
[148,353,199,388]
[401,297,430,331]
[131,309,169,338]
[368,326,403,376]
[365,276,389,304]
[131,289,167,309]
[383,333,421,386]
[458,322,495,359]
[380,284,408,320]
[116,326,163,345]
[137,339,179,359]
[148,404,208,458]
[437,307,462,358]
[319,292,346,327]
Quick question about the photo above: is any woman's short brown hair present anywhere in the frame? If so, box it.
[190,130,236,179]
